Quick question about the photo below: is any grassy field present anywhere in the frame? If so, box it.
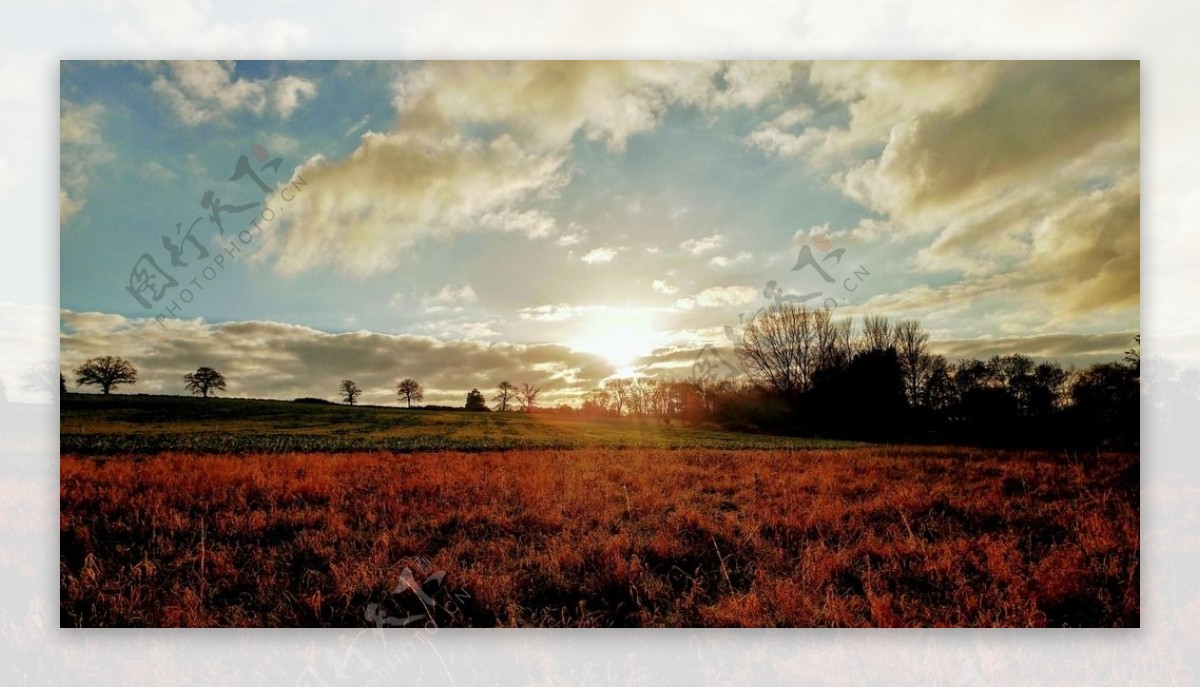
[60,393,856,454]
[59,394,1139,628]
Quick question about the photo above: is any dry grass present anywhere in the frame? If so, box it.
[60,446,1138,627]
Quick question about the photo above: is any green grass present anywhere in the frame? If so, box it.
[60,393,861,455]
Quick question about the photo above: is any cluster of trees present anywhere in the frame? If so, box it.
[69,357,228,398]
[66,356,544,414]
[576,306,1139,449]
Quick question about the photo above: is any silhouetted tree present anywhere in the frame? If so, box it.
[183,366,226,398]
[465,388,488,411]
[737,303,818,403]
[75,356,138,395]
[60,373,67,396]
[895,319,933,406]
[1068,362,1139,448]
[516,382,541,412]
[339,379,362,405]
[861,314,894,353]
[603,378,630,416]
[493,381,516,411]
[922,355,954,412]
[397,378,424,408]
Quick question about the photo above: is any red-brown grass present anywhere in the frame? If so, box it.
[60,446,1138,627]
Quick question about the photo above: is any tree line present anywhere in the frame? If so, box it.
[65,308,1139,449]
[573,305,1139,449]
[67,356,545,413]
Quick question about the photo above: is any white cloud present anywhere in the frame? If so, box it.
[272,75,318,118]
[479,208,557,238]
[708,252,752,268]
[517,303,606,322]
[60,100,112,226]
[681,234,725,255]
[257,131,567,275]
[150,61,317,125]
[690,285,759,308]
[419,284,480,314]
[652,279,678,295]
[580,247,617,264]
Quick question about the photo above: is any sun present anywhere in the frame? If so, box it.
[570,312,655,369]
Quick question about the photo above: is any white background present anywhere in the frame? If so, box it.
[2,1,1195,684]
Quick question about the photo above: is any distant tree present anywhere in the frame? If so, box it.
[921,355,955,412]
[339,379,362,405]
[183,366,227,398]
[75,356,138,395]
[465,388,488,411]
[493,381,516,411]
[20,361,59,399]
[737,304,817,403]
[516,382,541,412]
[581,387,613,416]
[397,378,424,408]
[60,373,67,396]
[1068,362,1139,447]
[603,378,630,416]
[895,320,933,406]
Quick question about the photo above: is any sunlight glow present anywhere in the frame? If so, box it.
[569,312,656,369]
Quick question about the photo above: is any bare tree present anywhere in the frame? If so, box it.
[737,303,819,402]
[582,387,612,415]
[861,314,894,353]
[339,379,362,405]
[75,356,138,395]
[515,382,541,412]
[493,381,516,411]
[603,378,630,416]
[183,366,227,398]
[396,378,424,408]
[895,320,932,406]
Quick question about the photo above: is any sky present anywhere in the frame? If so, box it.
[58,60,1140,406]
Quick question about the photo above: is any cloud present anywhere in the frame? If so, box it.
[59,309,614,406]
[272,75,318,118]
[60,100,111,226]
[681,234,725,255]
[393,61,797,153]
[555,231,585,247]
[580,247,617,264]
[689,285,758,308]
[652,279,678,295]
[150,61,317,124]
[260,61,804,277]
[709,252,752,268]
[422,283,479,312]
[931,331,1139,369]
[258,131,567,275]
[102,1,309,53]
[757,61,1140,326]
[754,61,999,164]
[479,208,557,238]
[840,62,1138,220]
[517,303,605,322]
